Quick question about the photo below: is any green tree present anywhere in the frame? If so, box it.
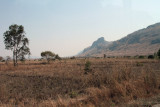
[3,24,30,66]
[41,51,55,63]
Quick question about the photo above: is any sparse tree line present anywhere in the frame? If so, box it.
[1,24,160,66]
[135,51,160,59]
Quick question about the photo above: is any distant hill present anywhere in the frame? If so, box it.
[78,37,112,57]
[78,23,160,57]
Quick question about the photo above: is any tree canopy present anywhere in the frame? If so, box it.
[41,51,55,63]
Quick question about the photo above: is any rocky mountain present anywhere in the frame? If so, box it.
[79,37,112,57]
[78,23,160,57]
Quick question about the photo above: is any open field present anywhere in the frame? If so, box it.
[0,58,160,107]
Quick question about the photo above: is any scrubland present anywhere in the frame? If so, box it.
[0,58,160,107]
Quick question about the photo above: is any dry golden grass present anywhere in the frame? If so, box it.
[0,58,160,107]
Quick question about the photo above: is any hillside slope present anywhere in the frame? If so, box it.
[79,23,160,57]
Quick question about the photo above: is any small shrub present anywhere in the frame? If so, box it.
[136,62,143,66]
[69,91,78,98]
[139,56,145,59]
[70,56,76,59]
[148,55,154,59]
[134,55,139,59]
[41,62,47,65]
[84,60,92,74]
[1,60,5,62]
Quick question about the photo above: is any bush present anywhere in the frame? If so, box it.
[1,60,5,62]
[84,60,92,74]
[69,91,78,98]
[139,56,145,59]
[70,56,76,59]
[55,54,61,60]
[148,55,154,59]
[136,62,143,66]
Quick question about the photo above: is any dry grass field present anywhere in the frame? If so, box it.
[0,58,160,107]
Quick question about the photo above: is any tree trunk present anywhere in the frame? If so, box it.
[15,44,19,66]
[13,51,16,66]
[15,51,18,66]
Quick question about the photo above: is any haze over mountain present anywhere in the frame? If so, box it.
[79,23,160,57]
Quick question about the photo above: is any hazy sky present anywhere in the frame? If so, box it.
[0,0,160,57]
